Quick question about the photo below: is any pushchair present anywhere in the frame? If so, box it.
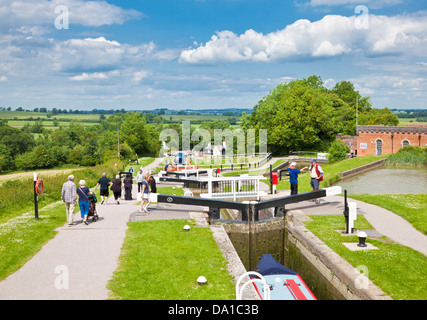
[88,193,99,222]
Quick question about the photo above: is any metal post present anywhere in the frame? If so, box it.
[117,125,120,160]
[343,190,349,233]
[33,173,39,219]
[270,164,273,194]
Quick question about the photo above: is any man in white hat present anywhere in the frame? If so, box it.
[286,162,308,195]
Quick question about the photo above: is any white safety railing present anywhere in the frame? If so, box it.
[199,175,266,201]
[236,271,270,300]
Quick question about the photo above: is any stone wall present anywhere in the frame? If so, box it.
[284,210,392,300]
[215,211,392,300]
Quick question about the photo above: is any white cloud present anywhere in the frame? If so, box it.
[133,71,150,82]
[0,75,7,82]
[350,74,427,102]
[49,37,177,73]
[179,12,427,64]
[312,41,350,57]
[0,0,142,29]
[307,0,406,9]
[70,72,109,81]
[52,37,125,73]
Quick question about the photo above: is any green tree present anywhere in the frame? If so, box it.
[32,145,53,168]
[67,145,84,165]
[120,113,147,155]
[250,78,337,154]
[0,126,35,158]
[327,140,350,163]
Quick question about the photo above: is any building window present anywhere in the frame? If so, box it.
[402,139,410,147]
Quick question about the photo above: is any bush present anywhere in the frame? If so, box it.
[386,146,427,166]
[327,140,349,163]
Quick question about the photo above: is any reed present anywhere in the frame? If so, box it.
[385,146,427,166]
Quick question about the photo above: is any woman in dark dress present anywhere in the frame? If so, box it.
[123,174,133,200]
[110,175,123,204]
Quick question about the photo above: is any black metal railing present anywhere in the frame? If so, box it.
[157,189,327,222]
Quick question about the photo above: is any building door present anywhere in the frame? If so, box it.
[376,139,383,155]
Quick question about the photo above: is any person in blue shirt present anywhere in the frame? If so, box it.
[286,162,308,195]
[77,180,92,225]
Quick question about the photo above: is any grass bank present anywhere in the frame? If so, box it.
[108,219,235,300]
[0,161,121,224]
[304,214,427,300]
[0,203,66,281]
[0,161,122,281]
[348,194,427,236]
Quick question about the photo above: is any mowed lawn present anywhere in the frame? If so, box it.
[108,219,236,300]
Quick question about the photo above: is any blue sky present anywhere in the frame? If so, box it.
[0,0,426,110]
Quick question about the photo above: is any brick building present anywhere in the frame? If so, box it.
[356,125,427,156]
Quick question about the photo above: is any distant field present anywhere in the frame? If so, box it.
[0,111,103,120]
[0,110,106,129]
[1,111,242,129]
[161,114,233,122]
[398,118,427,126]
[7,120,99,129]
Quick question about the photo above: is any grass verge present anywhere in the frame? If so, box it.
[304,214,427,300]
[0,202,66,281]
[349,194,427,236]
[108,219,236,300]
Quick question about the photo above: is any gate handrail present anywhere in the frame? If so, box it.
[156,189,327,221]
[157,194,247,211]
[256,190,326,211]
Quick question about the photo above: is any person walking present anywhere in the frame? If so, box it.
[286,162,308,195]
[309,159,324,204]
[77,180,92,225]
[94,173,111,204]
[61,175,77,226]
[139,174,151,213]
[136,169,144,193]
[110,174,123,205]
[123,174,133,200]
[149,175,157,193]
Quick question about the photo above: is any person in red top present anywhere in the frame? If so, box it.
[309,159,324,204]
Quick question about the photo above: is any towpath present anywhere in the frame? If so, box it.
[0,158,183,300]
[286,195,427,256]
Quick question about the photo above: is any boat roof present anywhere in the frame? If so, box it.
[255,254,297,276]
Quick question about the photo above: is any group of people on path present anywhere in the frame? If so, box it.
[286,159,324,203]
[61,169,156,226]
[61,159,323,226]
[61,175,93,226]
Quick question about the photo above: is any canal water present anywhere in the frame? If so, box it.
[335,165,427,194]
